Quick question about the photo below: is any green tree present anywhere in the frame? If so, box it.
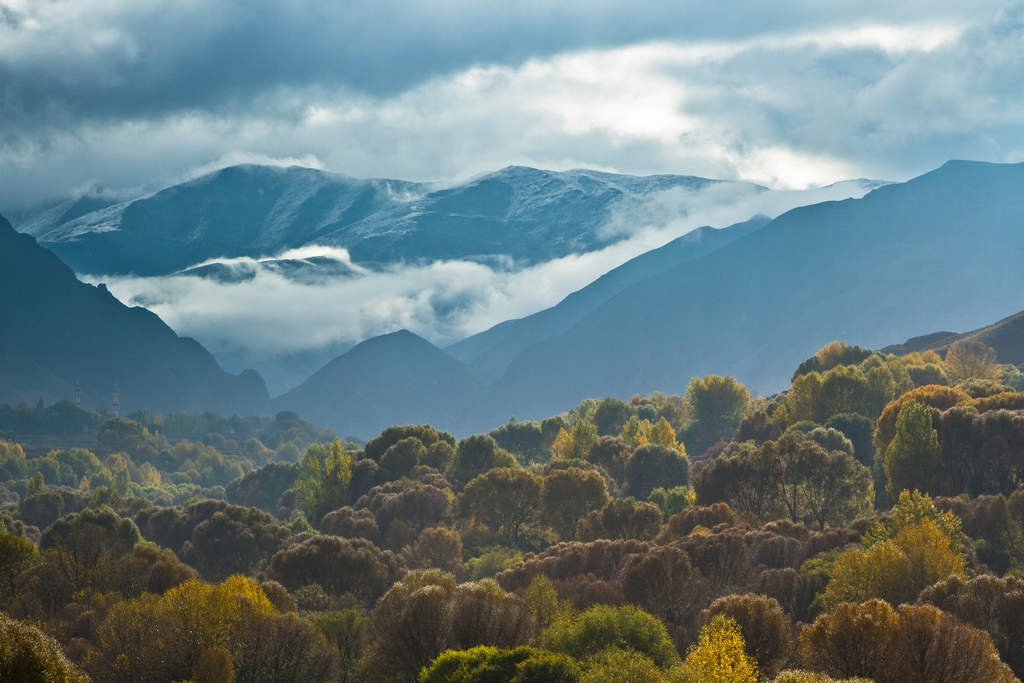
[593,397,636,436]
[648,486,696,522]
[624,444,690,501]
[452,435,517,486]
[0,530,37,598]
[582,648,666,683]
[883,402,940,499]
[0,612,89,683]
[687,375,751,451]
[541,604,681,670]
[419,646,547,683]
[295,438,352,520]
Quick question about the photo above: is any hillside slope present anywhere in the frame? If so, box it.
[883,309,1024,366]
[460,161,1024,430]
[0,216,270,415]
[446,215,771,379]
[273,330,486,438]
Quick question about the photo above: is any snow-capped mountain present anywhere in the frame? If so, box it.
[20,163,882,279]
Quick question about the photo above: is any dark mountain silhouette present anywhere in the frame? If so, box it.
[446,215,771,379]
[454,160,1024,431]
[0,215,270,415]
[272,330,487,438]
[882,309,1024,367]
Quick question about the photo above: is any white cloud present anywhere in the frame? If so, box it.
[90,177,879,370]
[4,6,1021,211]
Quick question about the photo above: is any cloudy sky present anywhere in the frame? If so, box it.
[3,0,1023,392]
[2,0,1023,211]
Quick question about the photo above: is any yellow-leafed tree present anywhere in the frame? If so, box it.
[672,614,759,683]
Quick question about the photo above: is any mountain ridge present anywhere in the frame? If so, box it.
[455,160,1024,430]
[272,329,487,439]
[0,215,271,416]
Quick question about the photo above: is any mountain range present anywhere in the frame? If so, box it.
[20,164,749,277]
[281,160,1024,436]
[0,216,270,416]
[14,164,882,396]
[454,160,1024,430]
[7,160,1022,439]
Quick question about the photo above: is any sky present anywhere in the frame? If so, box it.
[2,0,1023,211]
[3,0,1024,391]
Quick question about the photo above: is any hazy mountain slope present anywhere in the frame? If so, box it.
[29,165,426,276]
[27,164,746,276]
[883,309,1024,366]
[0,215,270,415]
[461,161,1024,431]
[272,330,487,439]
[446,215,772,378]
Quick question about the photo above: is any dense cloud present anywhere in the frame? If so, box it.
[1,1,1022,209]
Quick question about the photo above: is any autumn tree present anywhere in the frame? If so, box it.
[824,491,966,607]
[799,600,904,681]
[674,614,758,683]
[552,420,600,461]
[542,467,610,541]
[919,574,1024,679]
[266,535,405,605]
[896,603,1016,683]
[800,446,872,530]
[874,384,970,457]
[457,468,545,548]
[693,441,781,522]
[402,527,465,577]
[699,594,792,679]
[946,340,1000,382]
[620,545,709,629]
[577,497,663,541]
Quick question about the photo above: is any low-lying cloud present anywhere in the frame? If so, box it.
[90,178,879,392]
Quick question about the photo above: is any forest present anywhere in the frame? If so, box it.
[2,338,1024,683]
